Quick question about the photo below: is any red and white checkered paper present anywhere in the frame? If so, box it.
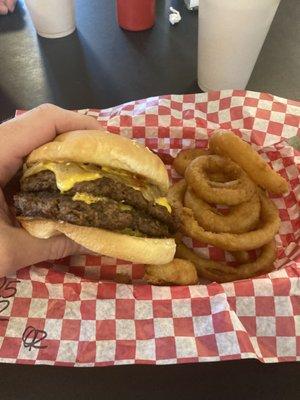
[1,90,299,366]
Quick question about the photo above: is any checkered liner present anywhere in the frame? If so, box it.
[1,90,299,366]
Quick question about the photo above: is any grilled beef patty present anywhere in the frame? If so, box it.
[21,171,175,228]
[14,192,173,238]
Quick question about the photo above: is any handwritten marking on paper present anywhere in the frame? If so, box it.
[22,326,48,351]
[0,300,9,321]
[0,277,20,298]
[0,277,20,321]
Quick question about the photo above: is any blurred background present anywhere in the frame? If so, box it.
[0,0,299,121]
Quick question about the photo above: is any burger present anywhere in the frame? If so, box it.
[13,129,177,264]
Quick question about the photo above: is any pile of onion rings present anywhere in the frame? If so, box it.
[169,180,280,252]
[166,130,288,283]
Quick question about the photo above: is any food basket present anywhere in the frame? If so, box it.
[0,90,299,365]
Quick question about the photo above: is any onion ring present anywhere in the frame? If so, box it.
[173,148,208,176]
[206,171,232,183]
[206,172,239,188]
[185,155,256,205]
[209,180,239,188]
[209,130,289,195]
[231,251,251,264]
[168,181,280,251]
[184,186,260,233]
[144,258,198,286]
[176,240,276,283]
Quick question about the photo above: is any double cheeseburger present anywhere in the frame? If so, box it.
[14,130,177,264]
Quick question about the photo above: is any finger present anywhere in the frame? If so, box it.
[0,4,8,14]
[0,189,12,225]
[0,104,100,186]
[7,0,16,12]
[0,226,90,277]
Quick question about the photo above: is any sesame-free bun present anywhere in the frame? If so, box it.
[18,217,176,265]
[26,129,169,194]
[21,130,175,264]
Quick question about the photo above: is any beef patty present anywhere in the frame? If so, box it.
[21,171,174,228]
[16,171,178,237]
[14,192,173,238]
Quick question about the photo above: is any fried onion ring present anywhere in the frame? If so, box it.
[209,130,289,195]
[209,179,239,188]
[231,250,251,264]
[168,181,280,251]
[173,148,209,176]
[176,240,276,283]
[144,258,198,286]
[185,155,256,205]
[184,186,260,233]
[206,171,233,184]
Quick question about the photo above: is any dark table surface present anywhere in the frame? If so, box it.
[0,1,299,399]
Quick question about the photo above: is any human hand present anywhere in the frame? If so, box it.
[0,104,100,277]
[0,0,16,15]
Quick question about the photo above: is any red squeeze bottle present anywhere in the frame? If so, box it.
[116,0,156,31]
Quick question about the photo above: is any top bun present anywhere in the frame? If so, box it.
[26,130,169,194]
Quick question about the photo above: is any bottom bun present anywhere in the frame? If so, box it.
[18,217,176,265]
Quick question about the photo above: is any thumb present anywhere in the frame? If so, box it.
[1,226,90,276]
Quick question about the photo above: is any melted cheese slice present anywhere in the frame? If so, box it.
[72,192,104,204]
[72,192,133,211]
[155,197,172,213]
[23,162,102,192]
[23,162,171,212]
[72,192,170,212]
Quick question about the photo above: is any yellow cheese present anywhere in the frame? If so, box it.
[72,192,133,212]
[119,203,133,211]
[155,197,172,213]
[72,192,104,204]
[23,162,102,192]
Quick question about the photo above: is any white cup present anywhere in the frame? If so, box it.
[25,0,76,39]
[197,0,281,91]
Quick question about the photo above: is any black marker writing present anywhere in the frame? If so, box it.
[22,326,48,351]
[0,278,20,321]
[0,300,9,321]
[0,277,20,298]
